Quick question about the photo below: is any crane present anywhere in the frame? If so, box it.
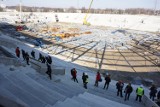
[83,0,94,26]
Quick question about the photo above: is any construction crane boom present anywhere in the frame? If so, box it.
[83,0,94,26]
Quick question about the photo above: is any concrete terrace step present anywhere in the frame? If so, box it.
[0,74,46,107]
[53,98,90,107]
[87,88,144,107]
[26,73,77,98]
[80,92,131,107]
[26,72,83,95]
[72,96,106,107]
[57,75,86,92]
[13,72,66,102]
[0,87,29,107]
[52,101,62,107]
[7,73,59,105]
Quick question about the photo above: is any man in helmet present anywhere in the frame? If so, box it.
[82,72,89,89]
[135,85,144,102]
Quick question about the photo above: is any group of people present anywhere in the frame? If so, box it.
[38,53,52,64]
[70,69,160,104]
[15,47,53,80]
[16,47,160,104]
[15,47,30,65]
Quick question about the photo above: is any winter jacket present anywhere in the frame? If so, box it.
[157,91,160,99]
[16,48,20,55]
[116,82,124,91]
[71,69,74,76]
[105,76,111,83]
[82,75,88,83]
[125,85,133,93]
[150,86,157,97]
[73,70,77,77]
[96,72,101,81]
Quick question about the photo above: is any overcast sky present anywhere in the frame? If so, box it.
[2,0,160,9]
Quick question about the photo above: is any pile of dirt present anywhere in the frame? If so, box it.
[68,28,79,32]
[84,31,92,34]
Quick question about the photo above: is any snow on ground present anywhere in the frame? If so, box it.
[0,13,159,106]
[0,29,152,97]
[1,12,160,32]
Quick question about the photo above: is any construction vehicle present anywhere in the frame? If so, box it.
[83,0,94,26]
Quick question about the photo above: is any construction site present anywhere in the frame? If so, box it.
[0,11,160,86]
[0,0,160,107]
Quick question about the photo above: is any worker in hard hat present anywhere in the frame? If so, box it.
[135,85,144,102]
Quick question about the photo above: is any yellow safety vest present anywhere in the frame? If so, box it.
[137,87,144,96]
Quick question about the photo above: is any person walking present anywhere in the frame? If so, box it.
[31,50,35,59]
[15,47,20,58]
[103,74,111,90]
[82,72,89,89]
[42,56,46,63]
[70,68,75,80]
[157,90,160,99]
[124,83,133,101]
[46,55,52,64]
[149,84,157,101]
[46,64,52,80]
[135,85,144,102]
[25,52,30,65]
[116,80,124,97]
[73,68,78,83]
[82,72,85,84]
[21,49,26,60]
[94,72,101,87]
[38,53,43,62]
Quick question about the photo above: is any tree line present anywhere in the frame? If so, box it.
[1,6,159,15]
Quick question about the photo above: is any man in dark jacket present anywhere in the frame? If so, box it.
[25,52,30,65]
[71,68,75,80]
[46,64,52,80]
[116,80,124,97]
[42,56,46,63]
[150,84,157,101]
[38,53,43,62]
[124,83,133,101]
[82,72,89,89]
[103,74,111,90]
[21,49,26,60]
[82,72,85,84]
[158,90,160,99]
[47,55,52,64]
[31,50,35,59]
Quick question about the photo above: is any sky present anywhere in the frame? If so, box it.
[1,0,160,10]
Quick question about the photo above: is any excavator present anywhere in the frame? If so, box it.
[83,0,94,26]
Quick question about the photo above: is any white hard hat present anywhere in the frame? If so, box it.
[140,85,143,88]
